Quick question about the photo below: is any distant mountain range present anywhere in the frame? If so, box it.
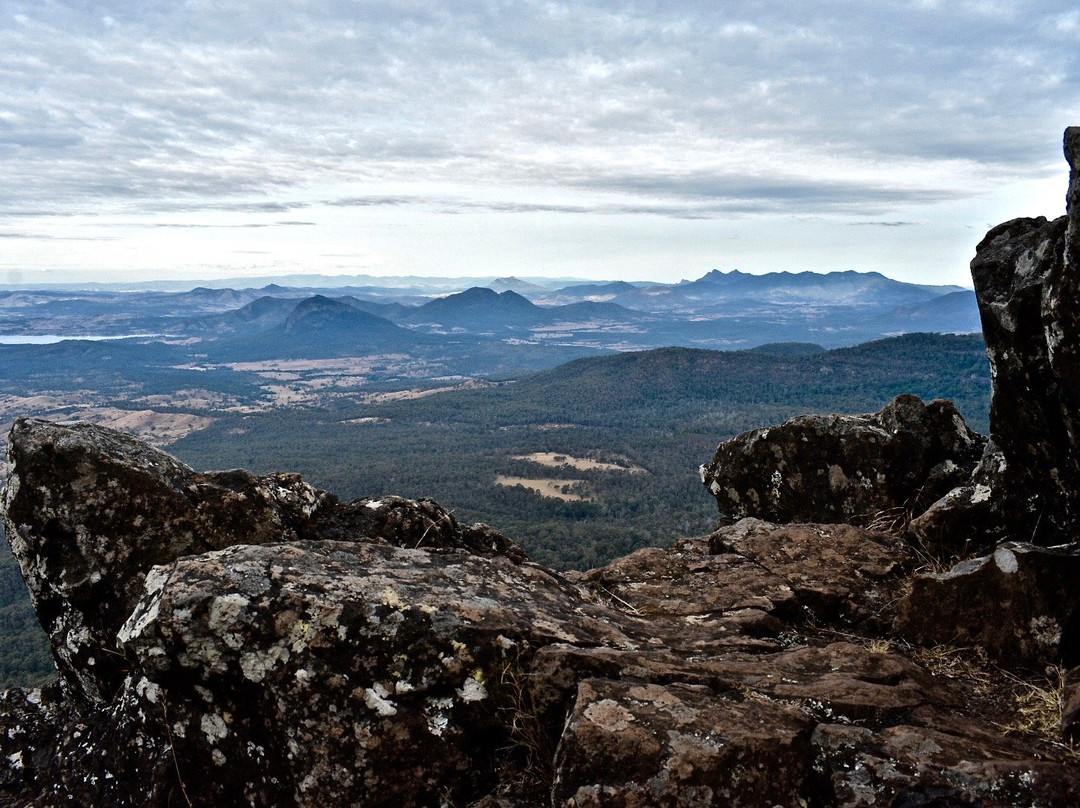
[0,269,980,361]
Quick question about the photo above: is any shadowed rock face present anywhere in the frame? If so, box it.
[2,419,1079,806]
[909,128,1080,556]
[896,541,1080,668]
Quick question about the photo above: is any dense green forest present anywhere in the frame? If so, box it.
[0,530,54,688]
[171,334,992,569]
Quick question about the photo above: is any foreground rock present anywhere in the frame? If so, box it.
[0,418,524,706]
[896,541,1080,668]
[2,420,1078,806]
[701,394,984,528]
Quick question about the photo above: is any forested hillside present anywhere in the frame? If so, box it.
[0,527,53,687]
[170,333,991,569]
[0,331,992,686]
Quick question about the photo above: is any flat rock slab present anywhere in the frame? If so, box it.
[553,677,814,807]
[581,519,912,639]
[118,540,636,807]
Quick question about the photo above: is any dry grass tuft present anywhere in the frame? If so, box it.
[1000,665,1071,742]
[905,643,1074,752]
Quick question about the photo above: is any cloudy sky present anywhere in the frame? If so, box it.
[1,1,1078,287]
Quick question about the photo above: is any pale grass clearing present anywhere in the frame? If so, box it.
[0,395,215,447]
[73,408,216,446]
[135,389,245,411]
[225,357,396,373]
[494,476,587,502]
[0,394,65,416]
[359,378,494,404]
[262,385,317,406]
[512,452,646,473]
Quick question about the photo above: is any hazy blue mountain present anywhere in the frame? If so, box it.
[340,296,415,322]
[211,296,425,360]
[177,296,299,336]
[532,269,966,313]
[486,277,551,296]
[531,280,642,305]
[879,290,982,334]
[676,269,957,303]
[546,300,645,322]
[403,287,548,331]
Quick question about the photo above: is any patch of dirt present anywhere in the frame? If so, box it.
[494,476,587,501]
[512,452,645,473]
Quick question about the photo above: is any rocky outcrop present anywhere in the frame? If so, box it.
[701,394,984,528]
[896,541,1080,668]
[0,418,524,707]
[907,128,1080,555]
[3,420,1079,806]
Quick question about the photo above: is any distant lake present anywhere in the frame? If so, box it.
[0,334,160,345]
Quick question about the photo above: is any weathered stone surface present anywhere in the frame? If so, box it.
[4,402,1080,803]
[306,494,528,563]
[812,719,1080,808]
[578,519,911,644]
[895,541,1080,668]
[0,418,523,705]
[701,394,984,528]
[911,128,1080,555]
[115,540,634,807]
[552,677,814,807]
[0,677,175,806]
[1060,669,1080,745]
[529,641,952,737]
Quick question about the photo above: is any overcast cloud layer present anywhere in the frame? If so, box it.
[2,0,1079,285]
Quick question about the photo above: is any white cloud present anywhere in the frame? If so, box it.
[0,0,1077,283]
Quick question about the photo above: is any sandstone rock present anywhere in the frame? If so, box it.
[895,541,1080,668]
[306,494,528,563]
[580,519,912,643]
[701,394,984,528]
[552,677,814,807]
[1060,669,1080,745]
[0,418,524,705]
[528,641,952,737]
[114,540,634,807]
[812,720,1080,808]
[911,128,1080,555]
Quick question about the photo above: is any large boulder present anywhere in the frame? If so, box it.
[701,394,984,528]
[114,540,635,807]
[910,127,1080,555]
[0,418,524,705]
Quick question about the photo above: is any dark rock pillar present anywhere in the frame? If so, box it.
[909,129,1080,555]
